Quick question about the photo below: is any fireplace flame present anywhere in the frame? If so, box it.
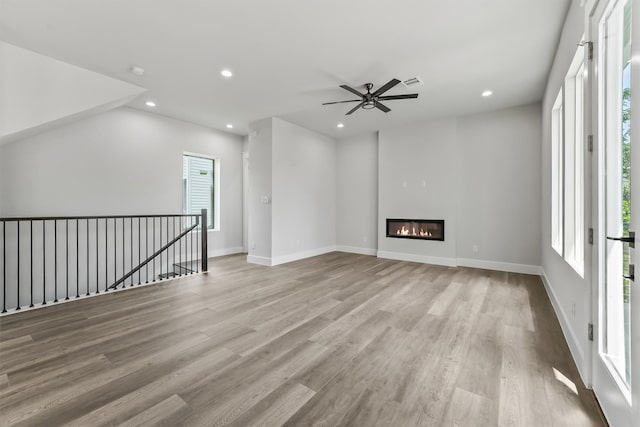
[396,225,432,237]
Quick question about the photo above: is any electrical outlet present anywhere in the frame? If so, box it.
[472,245,479,253]
[363,236,368,243]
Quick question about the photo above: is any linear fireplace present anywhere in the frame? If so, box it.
[386,218,444,241]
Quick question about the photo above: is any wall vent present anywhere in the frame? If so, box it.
[402,77,424,88]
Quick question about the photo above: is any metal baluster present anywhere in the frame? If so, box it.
[153,218,156,282]
[76,219,79,298]
[179,217,182,277]
[16,221,21,310]
[54,221,58,302]
[122,218,125,289]
[96,218,99,294]
[160,217,164,280]
[145,217,149,284]
[30,220,34,307]
[86,219,90,296]
[196,217,200,274]
[172,217,174,275]
[105,218,108,293]
[2,221,6,313]
[129,217,132,286]
[191,217,194,274]
[66,219,69,301]
[42,221,46,305]
[113,218,116,290]
[138,218,141,285]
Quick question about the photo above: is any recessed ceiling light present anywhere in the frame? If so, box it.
[226,124,233,129]
[145,101,156,107]
[220,69,233,78]
[482,90,493,97]
[337,123,344,128]
[129,65,145,76]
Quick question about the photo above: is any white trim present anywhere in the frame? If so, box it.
[540,269,588,384]
[335,245,378,256]
[376,250,457,267]
[246,254,273,266]
[457,258,543,275]
[209,246,244,258]
[271,246,337,266]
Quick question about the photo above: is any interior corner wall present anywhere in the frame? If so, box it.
[541,0,589,382]
[0,107,244,256]
[247,118,273,262]
[457,103,542,268]
[271,118,336,263]
[336,132,378,255]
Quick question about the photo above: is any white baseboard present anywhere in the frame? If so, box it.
[457,258,543,275]
[376,250,457,267]
[271,246,337,266]
[335,245,378,256]
[209,246,244,258]
[246,255,273,266]
[540,269,587,384]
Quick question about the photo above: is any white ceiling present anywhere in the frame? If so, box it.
[0,0,570,138]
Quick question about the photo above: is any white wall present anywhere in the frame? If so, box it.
[246,118,337,265]
[378,118,459,264]
[334,104,542,272]
[271,118,336,263]
[0,42,144,144]
[336,132,378,255]
[247,119,273,262]
[457,104,542,268]
[0,107,244,256]
[540,0,589,382]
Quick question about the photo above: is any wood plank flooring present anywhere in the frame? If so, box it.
[0,252,606,426]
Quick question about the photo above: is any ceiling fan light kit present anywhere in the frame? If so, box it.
[322,78,419,115]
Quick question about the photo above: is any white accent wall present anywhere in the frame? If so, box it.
[0,107,244,256]
[378,118,459,264]
[364,104,542,272]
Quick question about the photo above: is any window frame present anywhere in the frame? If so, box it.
[551,43,587,277]
[182,152,220,231]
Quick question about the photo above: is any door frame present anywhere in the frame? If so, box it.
[588,0,637,424]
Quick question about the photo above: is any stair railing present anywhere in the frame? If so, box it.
[0,209,208,314]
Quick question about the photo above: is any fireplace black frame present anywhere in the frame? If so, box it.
[386,218,445,241]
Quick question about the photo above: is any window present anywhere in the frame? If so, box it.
[551,89,564,255]
[551,45,586,276]
[564,49,586,276]
[183,154,217,229]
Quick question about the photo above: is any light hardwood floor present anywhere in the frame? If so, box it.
[0,252,606,426]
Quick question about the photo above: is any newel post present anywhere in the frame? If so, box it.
[201,209,208,272]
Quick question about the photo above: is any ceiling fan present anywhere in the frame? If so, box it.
[322,78,419,115]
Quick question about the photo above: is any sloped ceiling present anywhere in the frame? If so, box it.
[0,42,145,145]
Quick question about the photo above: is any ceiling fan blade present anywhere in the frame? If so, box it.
[340,85,365,97]
[346,102,364,115]
[372,79,401,97]
[377,94,419,100]
[375,102,391,113]
[322,99,362,105]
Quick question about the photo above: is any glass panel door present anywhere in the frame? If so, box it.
[602,0,632,391]
[593,1,636,424]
